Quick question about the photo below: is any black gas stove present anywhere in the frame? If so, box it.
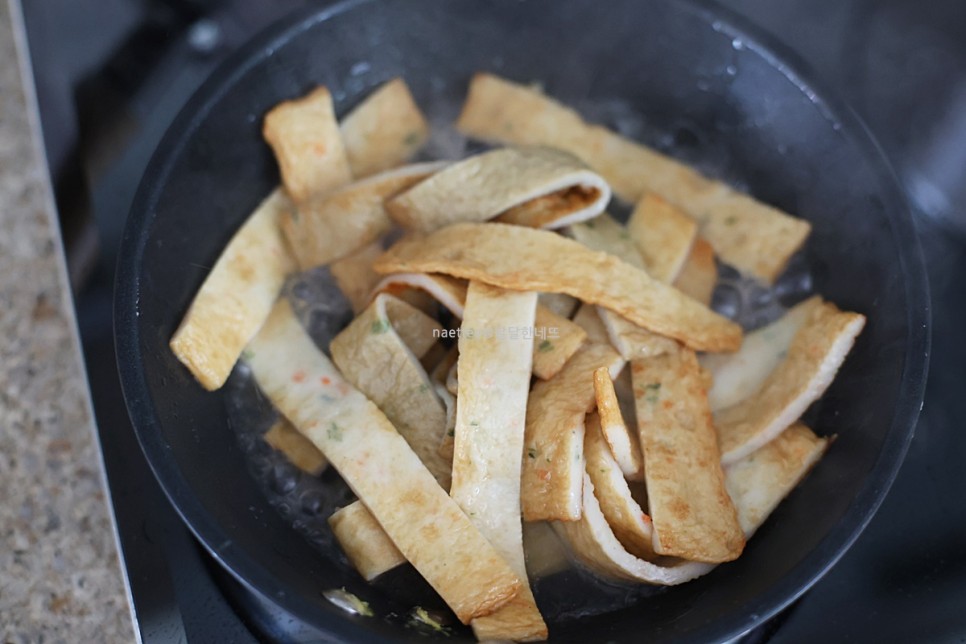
[21,0,966,641]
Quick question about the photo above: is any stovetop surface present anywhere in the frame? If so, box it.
[21,0,966,641]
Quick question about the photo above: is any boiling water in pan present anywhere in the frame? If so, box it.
[223,86,813,629]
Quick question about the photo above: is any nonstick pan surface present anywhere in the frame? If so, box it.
[115,0,929,641]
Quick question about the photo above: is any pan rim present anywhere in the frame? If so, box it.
[113,0,930,641]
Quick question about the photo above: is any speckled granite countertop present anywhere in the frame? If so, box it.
[0,1,134,641]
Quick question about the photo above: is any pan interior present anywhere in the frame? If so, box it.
[116,0,927,641]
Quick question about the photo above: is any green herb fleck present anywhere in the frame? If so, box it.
[418,383,429,393]
[725,215,738,225]
[403,131,421,146]
[343,588,373,616]
[645,382,661,391]
[327,421,344,442]
[409,606,449,634]
[538,339,554,353]
[619,230,631,240]
[584,220,596,229]
[447,428,455,437]
[527,447,537,459]
[644,383,661,404]
[324,588,374,617]
[470,421,480,426]
[241,348,255,361]
[370,318,391,335]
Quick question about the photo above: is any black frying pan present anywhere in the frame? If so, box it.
[115,0,929,641]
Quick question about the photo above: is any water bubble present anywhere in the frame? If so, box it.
[188,20,221,55]
[350,61,371,76]
[271,466,298,495]
[300,490,325,516]
[725,65,737,76]
[714,256,813,329]
[712,284,742,320]
[774,254,814,303]
[752,286,775,307]
[275,501,292,515]
[290,280,311,301]
[732,38,745,51]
